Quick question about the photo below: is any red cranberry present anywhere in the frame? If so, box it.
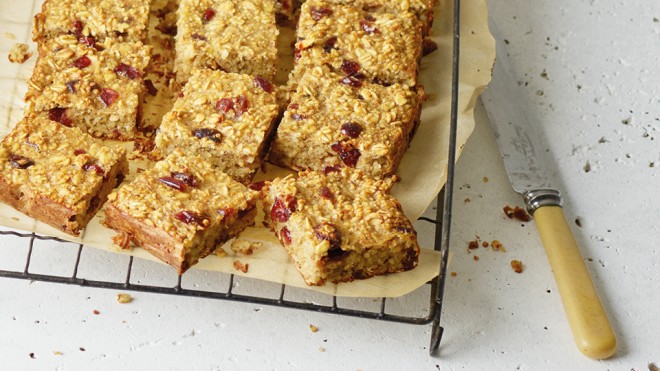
[253,76,274,93]
[171,172,198,187]
[289,103,299,110]
[270,196,297,223]
[341,60,360,76]
[339,76,363,88]
[157,176,188,191]
[72,55,91,69]
[310,6,332,21]
[280,227,292,244]
[48,107,72,127]
[192,128,222,143]
[79,35,96,48]
[319,186,334,200]
[74,149,86,156]
[235,95,249,117]
[340,122,362,138]
[72,20,84,37]
[203,8,216,23]
[66,80,79,93]
[144,79,158,96]
[360,19,379,34]
[9,155,34,169]
[313,223,343,259]
[114,63,139,80]
[99,88,120,107]
[219,207,236,218]
[323,165,341,174]
[175,210,207,227]
[323,36,338,53]
[331,142,361,167]
[249,181,266,191]
[83,163,105,176]
[215,98,234,113]
[192,33,207,41]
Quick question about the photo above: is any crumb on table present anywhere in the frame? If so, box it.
[8,43,32,64]
[511,260,523,273]
[116,293,133,303]
[233,260,249,273]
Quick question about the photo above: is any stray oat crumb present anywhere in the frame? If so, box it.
[503,205,531,222]
[482,176,489,182]
[482,241,489,247]
[511,260,523,273]
[473,255,480,261]
[8,43,32,64]
[318,347,325,352]
[5,32,15,39]
[53,351,63,356]
[230,238,262,255]
[450,271,457,277]
[214,248,228,257]
[464,197,471,203]
[491,240,506,252]
[93,309,100,315]
[11,217,19,221]
[233,260,249,273]
[309,324,318,333]
[117,293,133,303]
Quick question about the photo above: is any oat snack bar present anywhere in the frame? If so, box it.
[25,35,151,140]
[261,168,420,286]
[0,117,128,236]
[175,0,278,83]
[292,0,423,87]
[154,69,279,184]
[33,0,150,44]
[269,66,421,178]
[104,151,258,273]
[323,0,434,36]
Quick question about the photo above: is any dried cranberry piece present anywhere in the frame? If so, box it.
[253,76,274,93]
[144,79,158,96]
[234,95,249,117]
[310,6,333,21]
[289,103,299,110]
[114,63,139,80]
[249,181,266,191]
[157,176,188,191]
[48,107,72,127]
[319,186,334,200]
[291,113,306,120]
[74,149,86,156]
[83,163,105,176]
[192,33,207,41]
[203,8,216,23]
[371,77,392,87]
[79,35,97,48]
[360,19,379,34]
[341,60,360,76]
[294,46,302,63]
[156,23,177,36]
[340,122,362,138]
[339,76,363,88]
[314,223,343,259]
[72,55,91,69]
[323,36,338,53]
[270,195,297,223]
[66,80,79,93]
[171,172,198,187]
[364,14,376,22]
[396,225,414,234]
[331,142,361,168]
[9,155,34,169]
[174,210,207,227]
[323,165,341,174]
[215,98,234,113]
[99,88,120,107]
[280,227,292,244]
[72,20,84,37]
[192,128,222,143]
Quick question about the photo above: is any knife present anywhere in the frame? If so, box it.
[481,29,617,359]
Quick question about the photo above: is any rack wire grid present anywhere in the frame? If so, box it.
[0,0,461,356]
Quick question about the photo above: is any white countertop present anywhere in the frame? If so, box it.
[1,0,659,369]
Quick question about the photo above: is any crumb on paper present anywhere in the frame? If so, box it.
[117,293,133,304]
[53,351,63,356]
[450,271,457,277]
[318,347,325,352]
[11,216,19,221]
[214,248,228,257]
[233,260,249,273]
[503,205,531,222]
[491,240,506,252]
[8,43,32,64]
[473,255,479,261]
[464,197,470,203]
[482,176,489,183]
[467,239,479,250]
[511,260,523,273]
[309,324,318,333]
[230,238,262,255]
[482,241,489,247]
[93,309,100,315]
[5,32,16,39]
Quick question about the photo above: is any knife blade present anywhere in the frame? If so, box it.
[481,27,617,360]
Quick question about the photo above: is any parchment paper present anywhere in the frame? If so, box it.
[0,0,495,297]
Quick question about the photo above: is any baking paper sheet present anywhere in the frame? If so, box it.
[0,0,495,297]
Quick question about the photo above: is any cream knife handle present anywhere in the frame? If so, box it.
[534,205,617,359]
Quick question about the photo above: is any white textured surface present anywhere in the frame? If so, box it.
[1,0,659,370]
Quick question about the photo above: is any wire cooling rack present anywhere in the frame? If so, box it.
[0,0,461,356]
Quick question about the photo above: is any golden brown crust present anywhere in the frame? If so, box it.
[261,168,420,286]
[0,117,128,235]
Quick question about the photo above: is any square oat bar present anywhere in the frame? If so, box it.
[268,66,422,178]
[25,35,151,140]
[292,0,423,87]
[175,0,278,83]
[0,117,128,236]
[261,168,420,286]
[104,150,258,273]
[154,69,280,184]
[33,0,150,44]
[323,0,434,36]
